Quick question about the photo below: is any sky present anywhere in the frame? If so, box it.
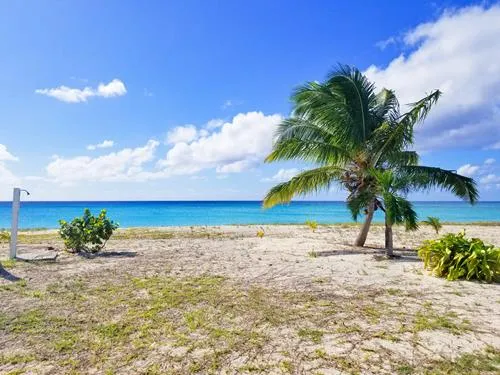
[0,0,499,201]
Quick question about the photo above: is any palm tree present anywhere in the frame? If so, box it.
[421,216,442,234]
[263,65,478,250]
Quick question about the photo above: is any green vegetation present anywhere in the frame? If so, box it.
[0,230,10,243]
[256,227,265,238]
[262,65,478,255]
[421,216,443,234]
[418,231,500,282]
[305,220,318,231]
[0,272,489,374]
[59,208,119,253]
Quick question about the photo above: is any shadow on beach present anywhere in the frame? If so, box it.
[315,248,421,262]
[77,251,137,259]
[0,266,21,282]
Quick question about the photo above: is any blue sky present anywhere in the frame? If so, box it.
[0,0,499,201]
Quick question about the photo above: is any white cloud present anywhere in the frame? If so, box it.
[485,158,496,165]
[0,144,18,161]
[261,168,299,182]
[364,5,500,151]
[0,145,20,191]
[205,119,224,129]
[157,111,283,175]
[86,140,115,151]
[46,140,159,184]
[216,160,252,174]
[166,125,199,144]
[456,163,480,177]
[486,141,500,150]
[221,99,243,110]
[480,174,500,184]
[375,36,397,50]
[35,79,127,103]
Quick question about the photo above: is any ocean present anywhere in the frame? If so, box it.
[0,201,499,229]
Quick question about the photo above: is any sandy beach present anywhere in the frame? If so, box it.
[1,224,499,374]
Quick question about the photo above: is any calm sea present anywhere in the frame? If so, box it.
[0,201,499,229]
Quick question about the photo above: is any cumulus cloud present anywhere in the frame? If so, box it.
[87,140,114,151]
[486,141,500,150]
[261,168,300,182]
[480,174,500,184]
[456,163,480,177]
[35,79,127,103]
[157,111,283,175]
[457,157,500,190]
[46,140,159,184]
[0,144,18,161]
[375,36,397,50]
[364,5,500,151]
[0,144,20,188]
[166,125,199,144]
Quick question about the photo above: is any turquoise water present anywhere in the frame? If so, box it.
[0,201,499,229]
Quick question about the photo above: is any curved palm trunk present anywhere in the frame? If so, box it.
[354,201,375,247]
[385,216,394,257]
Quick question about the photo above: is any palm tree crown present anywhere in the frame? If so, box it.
[263,65,478,251]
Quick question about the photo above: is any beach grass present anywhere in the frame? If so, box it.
[0,272,495,374]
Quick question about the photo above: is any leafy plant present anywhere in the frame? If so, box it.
[0,231,10,243]
[305,220,318,232]
[418,231,500,282]
[59,209,119,253]
[256,228,265,238]
[421,216,442,234]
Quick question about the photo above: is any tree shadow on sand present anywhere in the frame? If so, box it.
[0,265,21,282]
[77,251,137,259]
[316,248,421,262]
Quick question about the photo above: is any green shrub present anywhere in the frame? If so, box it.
[59,209,119,253]
[256,228,265,238]
[0,231,10,243]
[418,231,499,282]
[305,220,318,232]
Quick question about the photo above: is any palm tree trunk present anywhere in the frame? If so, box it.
[354,201,375,247]
[385,217,394,257]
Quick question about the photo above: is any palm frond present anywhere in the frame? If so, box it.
[399,165,479,203]
[374,88,400,120]
[382,193,419,230]
[325,64,378,143]
[262,166,345,208]
[265,138,351,165]
[400,90,442,126]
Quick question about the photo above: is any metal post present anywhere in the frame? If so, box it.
[9,188,21,259]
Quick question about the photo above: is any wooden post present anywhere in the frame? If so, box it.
[9,188,21,259]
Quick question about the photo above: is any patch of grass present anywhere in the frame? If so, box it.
[308,250,318,258]
[297,328,324,343]
[1,258,17,269]
[413,310,470,335]
[425,348,500,374]
[278,360,294,373]
[0,353,36,365]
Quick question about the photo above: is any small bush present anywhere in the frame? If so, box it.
[256,228,265,238]
[418,231,499,282]
[59,209,119,253]
[0,231,10,243]
[305,220,318,232]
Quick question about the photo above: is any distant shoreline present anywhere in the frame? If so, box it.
[7,221,500,232]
